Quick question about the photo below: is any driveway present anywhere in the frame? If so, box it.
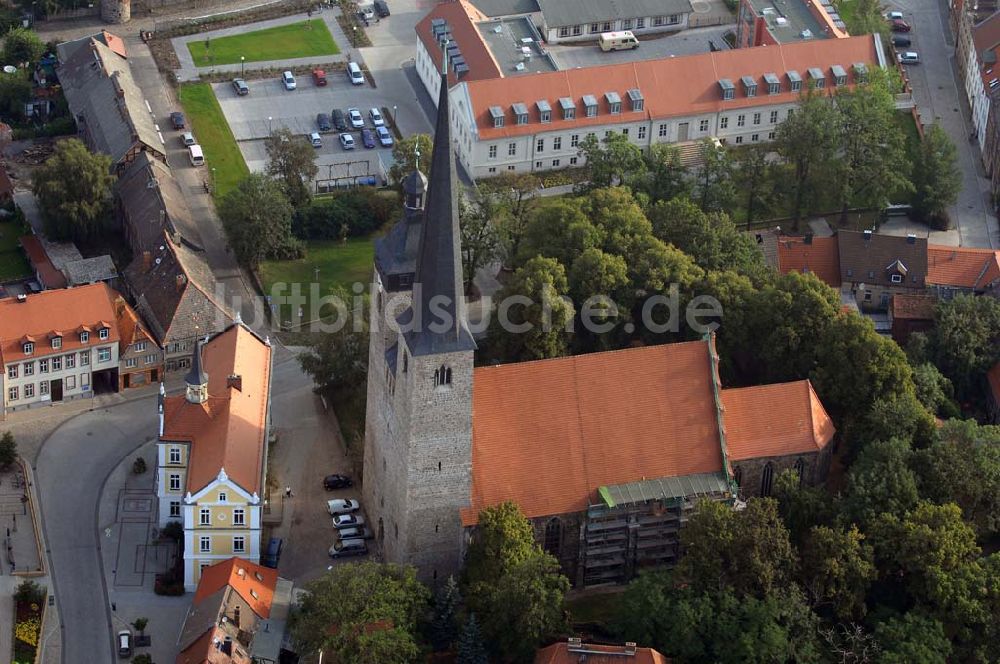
[34,396,156,664]
[888,0,1000,248]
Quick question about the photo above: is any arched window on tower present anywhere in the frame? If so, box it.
[794,458,806,486]
[733,466,743,488]
[434,365,453,387]
[544,518,562,557]
[760,462,774,497]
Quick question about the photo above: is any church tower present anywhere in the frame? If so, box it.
[363,45,476,583]
[184,338,208,405]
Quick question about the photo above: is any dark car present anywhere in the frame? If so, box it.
[361,127,375,149]
[374,0,390,17]
[891,19,911,32]
[332,108,348,131]
[262,537,282,568]
[170,112,185,129]
[323,474,353,490]
[891,35,911,47]
[232,78,249,96]
[316,113,332,132]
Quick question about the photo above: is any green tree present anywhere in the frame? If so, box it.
[642,143,690,203]
[910,361,957,418]
[844,437,919,528]
[799,525,875,620]
[219,173,299,268]
[929,293,1000,401]
[0,71,30,118]
[131,617,148,636]
[265,128,319,208]
[290,562,430,663]
[676,498,797,598]
[772,469,837,545]
[486,256,574,362]
[839,0,888,35]
[463,501,537,588]
[456,613,489,664]
[911,125,962,228]
[832,70,912,222]
[388,133,433,188]
[517,198,600,268]
[429,576,461,652]
[459,196,501,294]
[577,132,645,190]
[3,27,44,65]
[568,247,631,350]
[731,144,773,227]
[852,390,938,451]
[873,613,951,664]
[297,291,369,395]
[0,431,16,469]
[478,172,540,267]
[774,91,839,225]
[32,138,114,242]
[691,139,734,213]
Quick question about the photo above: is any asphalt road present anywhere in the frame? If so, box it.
[33,397,156,664]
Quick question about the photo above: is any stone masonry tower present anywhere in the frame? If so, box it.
[363,45,476,584]
[100,0,131,24]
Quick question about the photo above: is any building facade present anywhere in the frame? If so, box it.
[735,0,847,49]
[536,0,692,44]
[156,322,272,591]
[954,10,1000,152]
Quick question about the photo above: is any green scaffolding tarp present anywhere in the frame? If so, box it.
[598,472,730,508]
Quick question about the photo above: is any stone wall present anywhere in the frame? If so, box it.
[732,448,831,499]
[101,0,131,24]
[530,511,585,583]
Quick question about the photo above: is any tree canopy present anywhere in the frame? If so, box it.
[265,128,318,208]
[32,138,114,242]
[219,173,300,268]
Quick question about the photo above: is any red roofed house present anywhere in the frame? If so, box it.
[156,321,273,591]
[776,235,842,288]
[888,293,936,346]
[537,639,670,664]
[362,76,836,587]
[175,558,292,664]
[926,244,1000,298]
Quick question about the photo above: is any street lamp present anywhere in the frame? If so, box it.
[240,55,245,78]
[268,116,272,135]
[392,104,397,127]
[352,25,357,47]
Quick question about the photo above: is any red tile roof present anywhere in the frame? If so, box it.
[114,294,156,352]
[536,642,670,664]
[891,293,936,321]
[161,324,271,495]
[19,235,67,290]
[192,558,278,619]
[926,244,1000,290]
[722,380,835,461]
[777,235,842,287]
[100,30,127,58]
[464,35,878,140]
[0,283,122,364]
[416,0,501,85]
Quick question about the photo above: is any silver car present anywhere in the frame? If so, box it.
[326,498,360,515]
[333,513,366,529]
[338,525,374,540]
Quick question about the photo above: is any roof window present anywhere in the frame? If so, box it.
[512,102,529,125]
[787,70,802,92]
[719,78,735,100]
[559,97,575,120]
[489,106,504,128]
[583,94,598,117]
[605,91,621,114]
[852,62,868,83]
[763,72,780,94]
[831,64,847,86]
[808,67,825,88]
[741,75,757,97]
[536,99,551,123]
[627,88,644,111]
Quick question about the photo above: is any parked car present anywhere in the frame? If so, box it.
[180,131,196,146]
[316,113,332,132]
[338,526,374,540]
[312,68,327,86]
[323,473,353,490]
[333,513,366,529]
[327,498,360,515]
[376,126,394,147]
[898,51,920,64]
[358,5,375,21]
[188,144,204,166]
[281,70,296,90]
[332,108,348,131]
[309,132,322,148]
[117,630,132,658]
[348,61,365,85]
[262,537,283,568]
[886,10,904,20]
[232,78,249,95]
[339,133,356,150]
[369,107,384,126]
[891,19,911,32]
[348,108,365,129]
[374,0,390,17]
[361,127,375,148]
[329,538,368,558]
[891,35,911,47]
[170,111,185,129]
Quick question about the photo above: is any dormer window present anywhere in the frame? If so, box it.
[489,106,504,128]
[99,327,110,340]
[831,65,847,87]
[627,88,643,111]
[605,91,622,114]
[51,336,62,349]
[787,70,802,92]
[719,78,735,100]
[890,274,903,284]
[433,365,453,387]
[583,95,598,117]
[808,67,825,89]
[536,100,551,123]
[741,75,757,97]
[23,342,34,355]
[853,62,868,83]
[512,102,529,125]
[80,331,89,343]
[559,97,575,120]
[764,72,780,94]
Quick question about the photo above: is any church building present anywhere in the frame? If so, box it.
[363,52,835,587]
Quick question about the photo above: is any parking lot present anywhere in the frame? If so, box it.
[213,72,399,184]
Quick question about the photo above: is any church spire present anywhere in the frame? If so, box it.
[185,336,209,404]
[403,41,475,357]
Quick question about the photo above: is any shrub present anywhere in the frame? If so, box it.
[292,189,396,240]
[132,457,147,474]
[133,655,153,664]
[160,520,184,541]
[0,430,17,469]
[14,618,40,647]
[154,576,185,596]
[14,580,44,606]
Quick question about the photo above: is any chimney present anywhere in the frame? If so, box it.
[625,642,637,655]
[227,374,242,391]
[175,273,187,291]
[863,229,873,241]
[567,637,583,652]
[906,233,916,244]
[142,251,152,272]
[16,293,27,303]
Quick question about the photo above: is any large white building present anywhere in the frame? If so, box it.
[416,3,887,179]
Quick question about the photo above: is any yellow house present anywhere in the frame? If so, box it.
[156,321,272,591]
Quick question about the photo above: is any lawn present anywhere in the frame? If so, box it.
[259,236,375,326]
[178,83,249,200]
[0,220,30,282]
[187,20,339,66]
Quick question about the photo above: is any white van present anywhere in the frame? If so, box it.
[599,31,639,52]
[188,144,205,167]
[347,61,364,85]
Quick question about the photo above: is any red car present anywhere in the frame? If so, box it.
[891,19,911,32]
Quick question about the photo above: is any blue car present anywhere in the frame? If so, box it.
[376,126,393,147]
[361,128,376,149]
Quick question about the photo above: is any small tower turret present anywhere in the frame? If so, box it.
[184,338,209,405]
